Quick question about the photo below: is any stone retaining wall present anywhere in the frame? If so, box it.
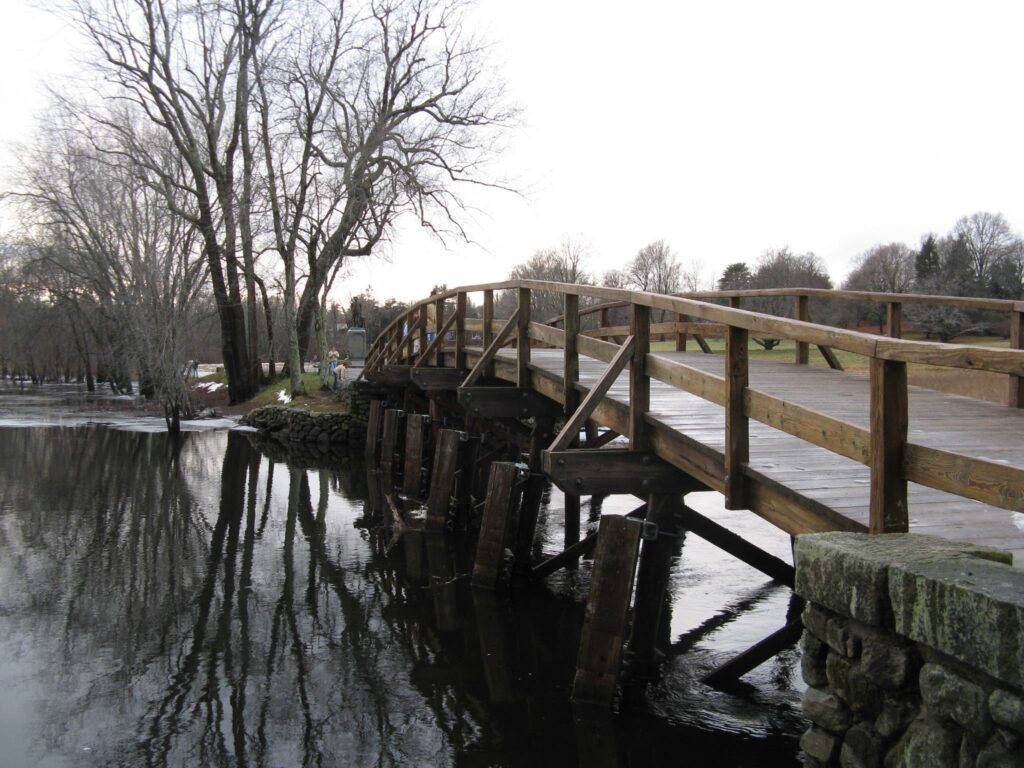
[242,405,362,446]
[794,533,1024,767]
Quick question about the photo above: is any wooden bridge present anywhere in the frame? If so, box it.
[357,280,1024,705]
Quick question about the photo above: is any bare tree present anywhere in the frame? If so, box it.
[15,106,206,432]
[65,0,268,403]
[954,211,1015,292]
[290,0,514,358]
[506,238,594,319]
[747,247,833,349]
[625,240,682,295]
[842,243,915,329]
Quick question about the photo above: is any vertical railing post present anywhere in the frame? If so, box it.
[404,311,415,362]
[795,294,809,364]
[600,306,611,336]
[1007,309,1023,408]
[564,293,582,548]
[517,287,531,388]
[418,304,428,360]
[433,297,445,367]
[675,312,687,352]
[724,324,749,509]
[455,291,467,370]
[869,358,908,533]
[483,289,494,378]
[886,301,903,339]
[564,293,580,415]
[629,303,651,451]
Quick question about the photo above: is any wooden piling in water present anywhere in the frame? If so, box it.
[426,428,463,530]
[365,400,383,464]
[628,493,682,670]
[572,514,643,706]
[454,432,481,524]
[564,492,581,549]
[379,408,404,477]
[513,472,547,578]
[402,413,428,497]
[472,461,524,588]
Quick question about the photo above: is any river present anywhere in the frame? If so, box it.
[0,382,806,766]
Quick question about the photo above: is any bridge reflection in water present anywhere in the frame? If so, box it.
[0,425,803,767]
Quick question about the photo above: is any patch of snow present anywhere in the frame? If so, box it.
[1013,513,1024,533]
[196,382,225,392]
[230,424,259,433]
[276,389,291,404]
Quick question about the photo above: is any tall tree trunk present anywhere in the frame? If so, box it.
[285,257,303,396]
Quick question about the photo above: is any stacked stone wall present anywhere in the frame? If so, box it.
[242,405,362,446]
[795,533,1024,767]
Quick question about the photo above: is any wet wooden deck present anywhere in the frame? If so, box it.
[485,348,1024,565]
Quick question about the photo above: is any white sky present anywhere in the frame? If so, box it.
[3,0,1023,303]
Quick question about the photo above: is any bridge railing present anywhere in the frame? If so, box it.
[363,281,1024,535]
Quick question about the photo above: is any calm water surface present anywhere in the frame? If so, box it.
[0,383,806,766]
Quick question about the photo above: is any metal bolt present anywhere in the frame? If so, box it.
[557,458,566,467]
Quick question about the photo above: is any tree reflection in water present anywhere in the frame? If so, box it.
[0,426,802,767]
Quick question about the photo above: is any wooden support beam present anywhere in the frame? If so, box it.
[629,304,651,451]
[365,399,383,464]
[527,416,555,470]
[724,326,749,510]
[572,514,643,707]
[676,503,794,586]
[817,345,844,370]
[675,312,687,351]
[542,449,706,496]
[472,461,526,588]
[548,336,636,453]
[426,428,463,530]
[532,504,647,579]
[692,334,713,354]
[454,433,481,523]
[462,309,519,388]
[870,358,909,532]
[585,428,621,449]
[402,414,428,497]
[513,472,547,578]
[379,408,404,476]
[458,386,562,420]
[517,287,531,387]
[1010,310,1023,408]
[373,364,411,387]
[534,529,597,579]
[629,493,681,668]
[565,492,581,549]
[425,533,459,632]
[410,367,463,390]
[701,618,804,688]
[795,295,809,364]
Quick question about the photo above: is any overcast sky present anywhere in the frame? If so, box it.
[3,0,1023,303]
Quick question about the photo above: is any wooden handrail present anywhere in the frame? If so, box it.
[362,279,1024,527]
[367,280,1024,378]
